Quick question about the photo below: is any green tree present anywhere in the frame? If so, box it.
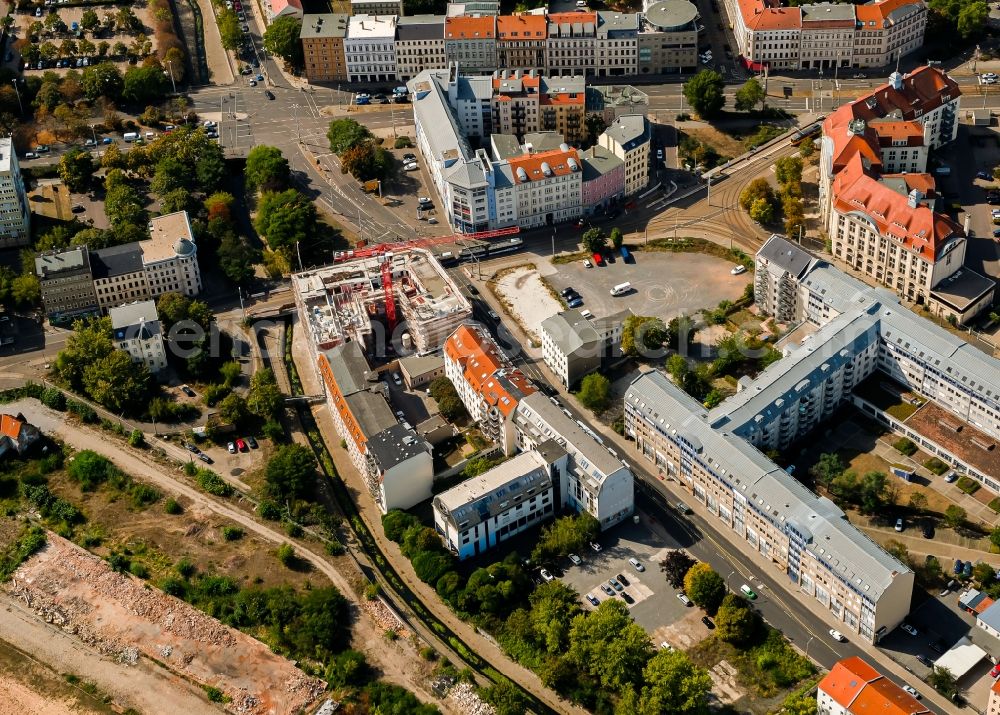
[715,593,759,646]
[263,16,303,66]
[683,562,726,614]
[81,62,124,101]
[568,599,652,695]
[254,189,319,254]
[632,649,712,715]
[621,315,668,357]
[341,140,393,181]
[217,9,242,50]
[248,368,283,418]
[67,450,117,490]
[83,349,151,414]
[325,650,369,688]
[775,156,803,187]
[799,136,815,158]
[218,392,249,425]
[610,227,624,249]
[151,156,191,196]
[957,0,989,38]
[531,513,600,563]
[750,197,775,224]
[245,145,290,192]
[122,65,168,105]
[682,70,726,119]
[11,275,41,309]
[974,562,996,588]
[809,452,845,487]
[858,470,889,514]
[80,9,100,31]
[739,177,774,211]
[582,227,606,254]
[991,526,1000,550]
[927,665,958,699]
[577,372,611,413]
[944,504,967,529]
[780,692,818,715]
[55,317,114,391]
[327,118,374,154]
[734,77,765,112]
[218,233,260,284]
[529,581,582,655]
[908,491,928,513]
[660,550,696,589]
[265,444,316,501]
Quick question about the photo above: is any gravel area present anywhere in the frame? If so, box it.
[490,265,563,343]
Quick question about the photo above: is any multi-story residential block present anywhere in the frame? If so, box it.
[444,323,536,454]
[109,300,167,373]
[444,15,497,74]
[514,391,634,528]
[540,308,630,387]
[596,11,639,76]
[580,144,625,214]
[395,15,446,81]
[497,13,547,72]
[638,0,698,75]
[350,0,403,16]
[301,14,349,83]
[599,113,650,196]
[817,657,932,714]
[142,211,202,299]
[990,676,1000,715]
[508,147,583,228]
[35,246,99,323]
[447,0,500,15]
[729,0,926,71]
[434,447,563,559]
[317,340,433,512]
[90,243,149,311]
[0,138,29,248]
[625,369,914,642]
[346,14,398,82]
[545,12,597,76]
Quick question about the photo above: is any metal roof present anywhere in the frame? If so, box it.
[757,234,816,280]
[367,423,430,471]
[91,243,143,279]
[540,309,601,357]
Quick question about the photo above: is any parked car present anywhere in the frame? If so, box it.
[829,629,846,642]
[964,561,973,577]
[978,170,993,181]
[589,541,602,552]
[184,442,199,453]
[567,297,583,308]
[677,593,692,606]
[954,559,964,574]
[621,592,634,604]
[265,90,275,100]
[540,569,554,582]
[181,385,196,397]
[227,442,237,454]
[392,372,402,386]
[616,573,630,587]
[198,453,213,464]
[246,436,258,449]
[629,557,645,572]
[609,578,623,592]
[568,553,582,565]
[929,639,946,654]
[586,593,599,606]
[701,616,715,629]
[236,438,247,451]
[916,654,933,667]
[895,518,904,532]
[901,623,918,636]
[901,685,920,699]
[740,584,757,600]
[601,583,615,596]
[990,663,1000,679]
[731,265,747,275]
[922,523,934,538]
[944,471,958,483]
[561,286,576,297]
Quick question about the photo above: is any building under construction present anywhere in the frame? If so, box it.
[292,246,472,360]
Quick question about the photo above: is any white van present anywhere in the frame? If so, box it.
[123,132,139,142]
[144,131,155,140]
[580,309,593,319]
[610,282,631,296]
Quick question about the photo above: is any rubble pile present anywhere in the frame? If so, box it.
[362,597,411,638]
[446,682,495,715]
[5,535,326,714]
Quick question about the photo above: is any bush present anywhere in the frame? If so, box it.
[393,136,413,149]
[196,469,233,497]
[262,419,284,443]
[67,450,118,491]
[130,483,160,507]
[164,498,183,515]
[325,539,345,556]
[66,399,97,423]
[128,429,145,448]
[258,500,282,520]
[286,522,303,537]
[924,457,949,476]
[40,387,67,411]
[129,562,150,579]
[221,526,244,541]
[957,476,980,495]
[276,542,296,567]
[325,649,369,688]
[176,558,196,579]
[203,686,228,703]
[364,582,382,600]
[893,437,917,456]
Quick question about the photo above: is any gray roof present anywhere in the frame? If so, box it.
[592,307,633,332]
[643,0,698,31]
[91,243,143,279]
[522,131,567,153]
[539,75,586,97]
[397,16,444,40]
[367,423,430,471]
[323,341,377,396]
[978,600,1000,632]
[541,309,601,357]
[605,114,649,151]
[800,2,856,21]
[35,246,91,278]
[455,75,493,102]
[598,10,640,33]
[409,69,474,166]
[434,447,558,530]
[109,299,159,331]
[626,371,910,601]
[491,134,522,161]
[345,390,397,439]
[581,145,624,181]
[300,13,349,39]
[757,234,816,280]
[929,268,996,312]
[446,160,487,189]
[398,353,445,377]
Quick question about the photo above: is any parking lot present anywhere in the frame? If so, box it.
[546,251,751,323]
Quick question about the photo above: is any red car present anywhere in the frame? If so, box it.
[592,252,604,267]
[236,438,247,451]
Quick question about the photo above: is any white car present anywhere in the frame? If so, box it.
[589,541,602,552]
[902,685,921,699]
[584,259,592,268]
[901,623,918,636]
[659,641,674,651]
[731,265,747,275]
[677,593,692,606]
[895,518,904,532]
[540,569,554,582]
[568,553,582,565]
[404,163,419,171]
[829,629,846,642]
[392,372,402,386]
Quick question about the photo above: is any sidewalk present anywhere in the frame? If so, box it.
[287,317,588,715]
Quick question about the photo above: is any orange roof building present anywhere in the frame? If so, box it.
[818,657,933,715]
[444,16,497,72]
[988,676,1000,715]
[0,413,40,458]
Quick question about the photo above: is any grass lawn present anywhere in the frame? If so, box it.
[687,628,816,700]
[852,379,920,421]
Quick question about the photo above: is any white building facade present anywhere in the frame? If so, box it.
[346,15,398,82]
[109,300,168,373]
[0,138,30,248]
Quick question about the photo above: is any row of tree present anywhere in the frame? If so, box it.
[682,71,766,120]
[739,155,806,237]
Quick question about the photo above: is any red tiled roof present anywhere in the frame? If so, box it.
[508,147,580,184]
[819,657,932,715]
[738,0,801,31]
[872,120,924,147]
[497,14,546,39]
[819,657,881,708]
[445,15,496,39]
[856,0,921,25]
[547,11,597,24]
[444,325,535,416]
[0,414,23,440]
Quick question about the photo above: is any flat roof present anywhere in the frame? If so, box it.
[644,0,698,31]
[932,636,986,681]
[0,136,14,173]
[366,423,429,471]
[929,268,995,313]
[800,2,857,22]
[300,13,349,39]
[904,401,1000,485]
[142,211,194,263]
[347,14,397,39]
[35,246,90,277]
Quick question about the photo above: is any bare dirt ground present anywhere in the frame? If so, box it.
[7,534,325,714]
[490,264,563,343]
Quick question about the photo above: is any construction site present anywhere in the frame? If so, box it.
[293,235,519,361]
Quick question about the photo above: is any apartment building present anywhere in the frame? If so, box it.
[317,340,433,512]
[508,147,583,228]
[514,391,634,528]
[350,0,403,15]
[35,246,99,322]
[444,323,536,454]
[580,144,625,214]
[989,677,1000,715]
[395,15,446,81]
[540,307,630,387]
[496,13,547,72]
[346,14,397,82]
[599,113,650,196]
[142,211,202,299]
[625,370,914,642]
[596,11,639,76]
[301,14,349,83]
[638,0,698,75]
[729,0,926,71]
[90,243,150,311]
[0,138,30,248]
[109,300,167,373]
[817,657,932,714]
[433,447,563,559]
[545,12,597,76]
[444,15,497,74]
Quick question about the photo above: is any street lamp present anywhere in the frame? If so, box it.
[10,79,22,115]
[805,635,815,657]
[90,124,97,144]
[165,59,176,94]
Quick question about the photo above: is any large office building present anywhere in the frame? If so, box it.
[727,0,926,71]
[817,657,932,714]
[109,300,168,374]
[0,138,30,248]
[638,1,699,75]
[301,13,350,83]
[818,67,992,322]
[36,211,202,318]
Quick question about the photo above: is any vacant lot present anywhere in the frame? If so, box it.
[490,264,564,343]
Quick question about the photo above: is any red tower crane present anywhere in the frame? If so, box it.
[381,254,397,334]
